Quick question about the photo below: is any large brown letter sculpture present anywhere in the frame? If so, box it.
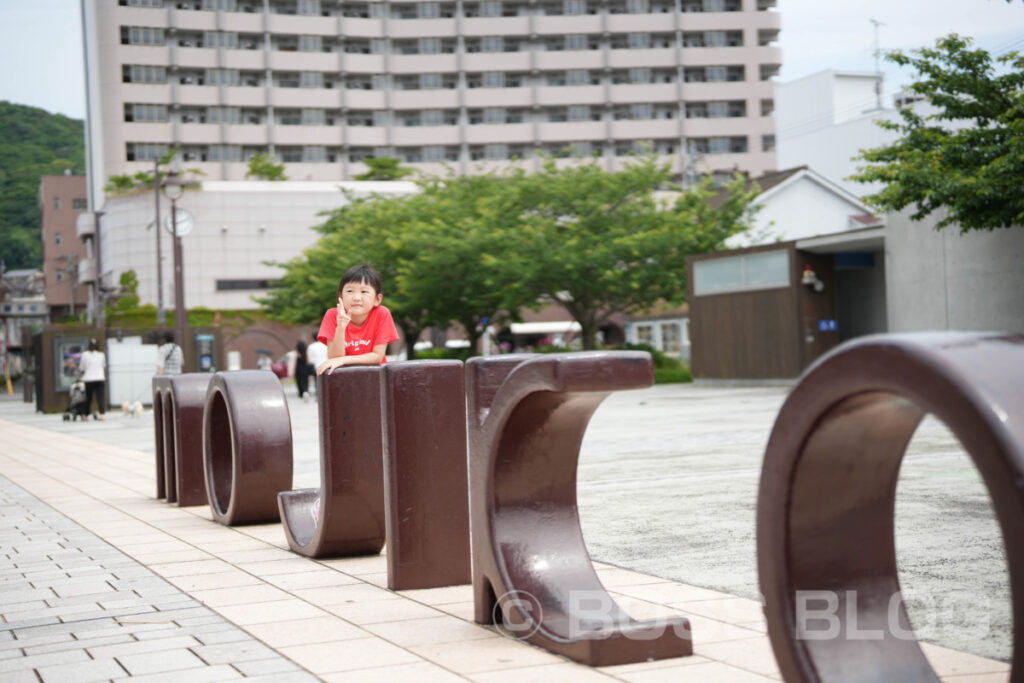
[203,370,293,525]
[382,360,471,590]
[758,333,1024,683]
[467,352,693,666]
[152,374,212,506]
[279,368,386,557]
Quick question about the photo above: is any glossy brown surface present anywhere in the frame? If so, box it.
[151,377,169,499]
[166,374,214,507]
[467,352,693,666]
[758,333,1024,683]
[382,360,471,591]
[203,370,293,526]
[279,368,386,558]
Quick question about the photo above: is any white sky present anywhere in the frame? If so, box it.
[0,0,1021,120]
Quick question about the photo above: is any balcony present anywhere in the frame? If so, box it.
[390,53,459,74]
[537,120,606,142]
[385,18,458,39]
[464,122,535,145]
[535,85,606,107]
[391,126,461,146]
[77,257,96,285]
[462,51,531,73]
[533,15,602,35]
[606,47,678,69]
[75,213,95,239]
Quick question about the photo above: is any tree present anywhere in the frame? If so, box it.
[353,156,413,181]
[501,157,760,349]
[103,148,205,195]
[245,152,287,181]
[850,34,1024,232]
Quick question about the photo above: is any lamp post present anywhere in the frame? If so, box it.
[160,170,187,351]
[154,159,165,327]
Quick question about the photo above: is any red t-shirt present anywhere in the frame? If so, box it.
[317,305,399,364]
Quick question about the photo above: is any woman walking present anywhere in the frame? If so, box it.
[79,338,107,421]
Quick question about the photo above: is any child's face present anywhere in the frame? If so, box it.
[339,279,382,322]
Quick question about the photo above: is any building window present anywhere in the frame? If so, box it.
[564,0,586,14]
[125,143,169,161]
[216,279,275,290]
[122,64,166,83]
[204,31,239,48]
[56,270,64,282]
[635,323,653,345]
[565,34,587,51]
[370,39,390,54]
[206,69,240,86]
[761,98,774,116]
[628,68,652,84]
[626,0,648,12]
[53,197,61,210]
[121,0,165,7]
[55,234,63,246]
[73,198,87,210]
[630,103,653,119]
[303,146,327,162]
[479,1,502,15]
[568,105,590,121]
[762,134,775,152]
[124,103,168,122]
[627,33,651,49]
[208,145,242,161]
[202,0,237,8]
[481,72,505,88]
[693,249,789,296]
[298,35,322,52]
[121,26,165,45]
[566,70,591,85]
[297,0,321,14]
[419,37,441,54]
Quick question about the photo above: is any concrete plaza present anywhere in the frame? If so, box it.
[0,378,1011,681]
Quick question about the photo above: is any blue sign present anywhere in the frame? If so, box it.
[818,319,838,332]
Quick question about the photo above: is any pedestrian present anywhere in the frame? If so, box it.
[316,264,399,374]
[156,332,183,375]
[295,338,309,399]
[306,332,327,400]
[79,338,107,421]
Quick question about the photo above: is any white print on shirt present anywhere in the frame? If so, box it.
[347,339,373,352]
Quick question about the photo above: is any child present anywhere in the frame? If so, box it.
[316,264,399,374]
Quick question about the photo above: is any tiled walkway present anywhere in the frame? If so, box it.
[0,417,1012,682]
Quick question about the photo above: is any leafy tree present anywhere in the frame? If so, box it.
[353,156,413,181]
[850,34,1024,232]
[103,148,205,195]
[245,152,288,181]
[501,157,760,349]
[0,101,85,268]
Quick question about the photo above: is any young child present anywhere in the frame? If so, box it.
[315,264,399,374]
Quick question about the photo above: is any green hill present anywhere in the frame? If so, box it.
[0,101,86,270]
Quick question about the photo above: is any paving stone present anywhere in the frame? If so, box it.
[36,656,127,683]
[192,640,278,665]
[116,647,207,675]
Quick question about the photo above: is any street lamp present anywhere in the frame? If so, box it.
[161,170,188,354]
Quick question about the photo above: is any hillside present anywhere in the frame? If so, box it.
[0,101,86,270]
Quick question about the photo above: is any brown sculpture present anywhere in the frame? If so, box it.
[152,376,170,499]
[381,360,471,590]
[758,332,1024,682]
[467,352,693,666]
[152,374,212,506]
[203,370,293,525]
[279,368,386,557]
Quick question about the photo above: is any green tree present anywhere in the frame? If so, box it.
[103,148,205,195]
[0,101,85,268]
[245,152,288,181]
[502,157,760,349]
[850,34,1024,232]
[353,156,413,181]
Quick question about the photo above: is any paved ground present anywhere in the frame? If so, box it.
[0,376,1012,680]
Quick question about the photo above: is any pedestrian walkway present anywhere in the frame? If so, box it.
[0,389,1012,682]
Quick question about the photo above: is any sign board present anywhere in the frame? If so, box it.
[818,319,838,332]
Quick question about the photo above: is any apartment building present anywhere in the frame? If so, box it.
[82,0,780,204]
[38,175,92,321]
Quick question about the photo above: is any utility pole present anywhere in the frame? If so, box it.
[870,18,885,110]
[154,159,165,326]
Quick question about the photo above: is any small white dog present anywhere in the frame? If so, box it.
[121,400,144,418]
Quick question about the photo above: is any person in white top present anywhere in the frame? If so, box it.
[306,332,328,399]
[78,338,107,421]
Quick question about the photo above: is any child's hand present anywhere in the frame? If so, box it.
[336,297,350,327]
[317,356,346,375]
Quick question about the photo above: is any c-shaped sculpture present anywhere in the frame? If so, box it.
[279,367,386,557]
[152,373,212,506]
[467,351,693,666]
[203,370,293,525]
[758,332,1024,682]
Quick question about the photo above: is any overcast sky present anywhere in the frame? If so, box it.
[0,0,1021,120]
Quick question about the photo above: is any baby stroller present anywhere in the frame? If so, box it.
[63,380,89,421]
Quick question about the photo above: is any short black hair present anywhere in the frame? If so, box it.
[164,331,175,344]
[337,264,383,296]
[88,338,100,352]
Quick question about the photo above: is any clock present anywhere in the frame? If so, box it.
[164,208,195,237]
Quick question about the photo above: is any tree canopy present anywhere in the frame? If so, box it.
[353,156,413,181]
[260,156,759,353]
[0,101,85,269]
[245,152,288,181]
[850,34,1024,232]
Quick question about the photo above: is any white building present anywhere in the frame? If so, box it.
[81,0,781,209]
[77,180,417,312]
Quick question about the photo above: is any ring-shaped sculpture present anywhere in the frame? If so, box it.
[203,370,293,525]
[468,351,692,667]
[758,332,1024,682]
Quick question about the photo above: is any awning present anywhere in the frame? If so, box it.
[510,321,582,335]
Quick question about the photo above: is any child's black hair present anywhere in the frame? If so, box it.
[338,264,383,296]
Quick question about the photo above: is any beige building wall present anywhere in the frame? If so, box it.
[38,175,91,320]
[83,0,779,202]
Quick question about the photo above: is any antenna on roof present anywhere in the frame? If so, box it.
[870,18,885,110]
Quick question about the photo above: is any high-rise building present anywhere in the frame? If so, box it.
[82,0,780,205]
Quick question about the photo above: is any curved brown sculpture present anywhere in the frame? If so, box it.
[152,377,170,499]
[165,374,214,506]
[382,360,470,590]
[279,367,385,557]
[758,333,1024,683]
[203,370,293,525]
[467,352,693,667]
